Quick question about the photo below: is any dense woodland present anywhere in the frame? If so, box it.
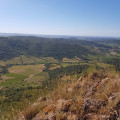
[0,36,119,60]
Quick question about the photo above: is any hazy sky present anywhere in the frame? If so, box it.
[0,0,120,37]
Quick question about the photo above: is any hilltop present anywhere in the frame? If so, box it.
[18,64,120,120]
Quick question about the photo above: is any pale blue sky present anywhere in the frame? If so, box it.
[0,0,120,37]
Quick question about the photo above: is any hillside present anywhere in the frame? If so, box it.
[0,36,119,60]
[0,36,120,119]
[18,65,120,120]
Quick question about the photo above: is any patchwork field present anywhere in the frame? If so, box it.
[61,62,80,67]
[62,57,80,63]
[8,64,45,75]
[0,56,59,67]
[41,57,59,63]
[0,64,48,88]
[48,64,61,70]
[0,56,84,89]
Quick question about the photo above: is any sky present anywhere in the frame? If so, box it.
[0,0,120,37]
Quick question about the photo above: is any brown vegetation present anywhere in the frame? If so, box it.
[19,68,120,120]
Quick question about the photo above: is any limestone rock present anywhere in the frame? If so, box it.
[67,87,73,92]
[33,104,56,120]
[32,99,75,120]
[83,98,106,113]
[56,99,75,112]
[37,97,47,103]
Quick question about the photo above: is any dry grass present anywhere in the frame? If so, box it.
[50,67,119,102]
[22,100,51,120]
[48,79,82,102]
[94,77,120,100]
[49,82,70,101]
[22,105,40,120]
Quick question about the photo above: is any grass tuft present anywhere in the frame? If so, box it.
[22,104,40,120]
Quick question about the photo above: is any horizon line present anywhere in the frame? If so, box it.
[0,32,120,38]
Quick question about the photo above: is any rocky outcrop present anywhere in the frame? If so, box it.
[20,72,120,120]
[32,99,75,120]
[31,98,109,120]
[108,92,120,118]
[33,104,56,120]
[83,98,106,113]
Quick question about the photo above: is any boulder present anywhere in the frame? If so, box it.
[33,104,56,120]
[67,87,73,92]
[56,99,75,112]
[32,99,75,120]
[37,97,47,103]
[83,98,106,113]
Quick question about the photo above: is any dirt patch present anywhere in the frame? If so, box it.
[0,86,4,90]
[8,69,24,74]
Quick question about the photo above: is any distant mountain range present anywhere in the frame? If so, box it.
[0,32,119,40]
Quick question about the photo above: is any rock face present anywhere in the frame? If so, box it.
[32,98,109,120]
[32,99,75,120]
[56,99,74,112]
[83,114,109,120]
[33,104,56,120]
[108,92,120,119]
[83,98,106,113]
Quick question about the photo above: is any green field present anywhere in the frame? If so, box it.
[0,73,27,88]
[0,64,48,88]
